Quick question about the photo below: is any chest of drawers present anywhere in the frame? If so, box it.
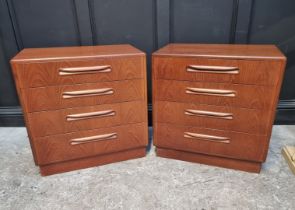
[11,45,148,176]
[152,44,286,173]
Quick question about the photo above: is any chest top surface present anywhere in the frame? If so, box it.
[11,44,145,63]
[153,44,286,60]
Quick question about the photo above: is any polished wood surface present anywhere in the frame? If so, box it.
[155,123,267,162]
[153,57,282,86]
[28,101,146,137]
[155,101,269,135]
[11,44,144,63]
[21,79,144,112]
[40,147,146,176]
[153,43,286,173]
[11,56,144,88]
[11,44,148,175]
[35,123,147,165]
[156,148,262,173]
[153,44,286,60]
[156,79,274,110]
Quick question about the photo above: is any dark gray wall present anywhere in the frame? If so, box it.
[248,0,295,123]
[0,0,295,126]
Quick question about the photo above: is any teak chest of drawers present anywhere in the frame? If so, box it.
[152,44,286,173]
[11,44,148,176]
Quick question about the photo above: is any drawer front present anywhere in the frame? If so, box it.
[14,56,144,88]
[154,57,282,86]
[155,80,274,110]
[155,101,269,135]
[28,101,146,137]
[22,79,144,112]
[34,123,148,165]
[155,123,267,162]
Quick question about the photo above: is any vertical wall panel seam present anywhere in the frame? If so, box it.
[229,0,239,44]
[88,0,97,45]
[5,0,23,50]
[168,0,174,43]
[246,0,255,43]
[153,0,159,50]
[71,0,82,46]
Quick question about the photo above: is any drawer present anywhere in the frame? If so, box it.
[155,79,274,110]
[154,123,267,162]
[28,101,147,137]
[22,79,145,112]
[34,123,148,165]
[13,56,144,88]
[153,57,282,86]
[155,101,270,135]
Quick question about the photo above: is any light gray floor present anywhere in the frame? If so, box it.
[0,126,295,210]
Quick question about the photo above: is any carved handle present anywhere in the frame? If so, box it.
[59,65,111,75]
[186,87,236,97]
[187,65,239,74]
[66,110,115,121]
[70,133,117,145]
[62,88,114,99]
[185,109,233,120]
[184,132,230,144]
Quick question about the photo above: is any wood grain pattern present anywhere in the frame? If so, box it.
[155,101,269,135]
[156,79,274,110]
[10,44,148,175]
[35,123,147,165]
[155,123,268,162]
[282,146,295,175]
[11,44,145,63]
[156,148,262,173]
[12,56,144,88]
[153,56,282,86]
[262,59,287,162]
[152,44,286,173]
[28,101,146,137]
[153,44,286,60]
[40,147,146,176]
[22,79,144,112]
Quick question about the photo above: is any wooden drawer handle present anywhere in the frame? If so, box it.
[187,65,239,74]
[186,87,236,97]
[62,88,114,99]
[66,110,115,121]
[70,133,117,145]
[59,65,111,75]
[184,132,230,144]
[185,109,233,120]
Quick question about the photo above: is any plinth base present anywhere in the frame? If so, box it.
[156,147,262,173]
[40,147,146,176]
